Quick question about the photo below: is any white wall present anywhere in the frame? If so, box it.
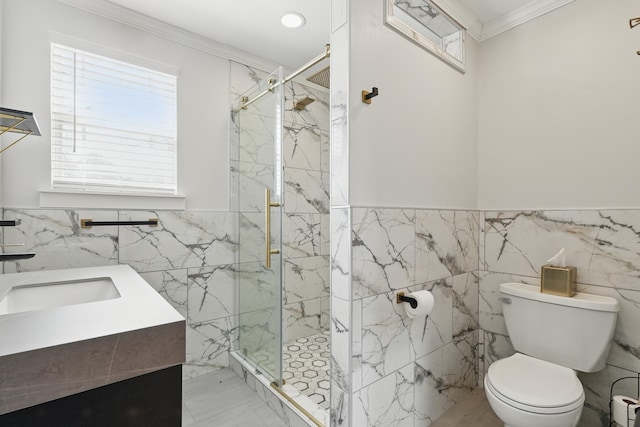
[0,0,234,210]
[347,0,478,210]
[477,0,640,210]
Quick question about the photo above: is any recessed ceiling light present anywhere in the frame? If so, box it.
[281,12,306,29]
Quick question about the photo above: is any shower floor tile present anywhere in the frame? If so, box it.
[282,332,330,411]
[250,331,330,412]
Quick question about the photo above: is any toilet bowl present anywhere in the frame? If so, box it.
[485,283,619,427]
[484,353,584,427]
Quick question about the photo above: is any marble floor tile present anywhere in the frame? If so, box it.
[429,387,501,427]
[183,368,286,427]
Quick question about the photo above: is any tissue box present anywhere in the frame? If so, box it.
[541,265,577,297]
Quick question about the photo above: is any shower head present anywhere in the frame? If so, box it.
[306,66,330,89]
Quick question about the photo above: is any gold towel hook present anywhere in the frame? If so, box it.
[630,17,640,29]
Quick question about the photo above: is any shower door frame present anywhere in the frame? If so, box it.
[233,67,285,386]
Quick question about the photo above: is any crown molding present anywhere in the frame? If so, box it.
[56,0,278,72]
[480,0,576,41]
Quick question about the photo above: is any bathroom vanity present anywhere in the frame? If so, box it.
[0,265,185,426]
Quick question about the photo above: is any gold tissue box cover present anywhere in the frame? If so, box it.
[541,265,577,297]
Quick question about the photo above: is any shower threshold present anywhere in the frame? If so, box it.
[230,332,330,427]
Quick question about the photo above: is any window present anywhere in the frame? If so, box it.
[385,0,466,72]
[51,43,177,195]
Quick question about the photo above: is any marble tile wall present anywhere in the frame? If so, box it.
[1,209,236,380]
[479,210,640,426]
[335,207,480,427]
[230,60,331,347]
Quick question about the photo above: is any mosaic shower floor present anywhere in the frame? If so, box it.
[282,332,330,411]
[251,331,330,411]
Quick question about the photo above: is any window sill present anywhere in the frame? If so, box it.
[39,190,186,210]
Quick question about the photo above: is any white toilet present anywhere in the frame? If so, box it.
[484,282,619,427]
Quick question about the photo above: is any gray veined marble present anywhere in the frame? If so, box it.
[284,168,330,215]
[236,261,277,314]
[577,283,640,374]
[361,291,412,387]
[484,210,640,291]
[284,81,330,130]
[452,272,479,339]
[282,123,325,171]
[139,269,189,318]
[320,214,330,256]
[408,278,454,360]
[237,110,277,165]
[351,208,415,299]
[282,213,322,258]
[236,307,278,360]
[330,208,351,301]
[235,161,275,213]
[238,212,268,264]
[415,332,478,425]
[415,210,479,284]
[330,297,351,427]
[2,209,118,273]
[283,298,323,342]
[330,115,349,207]
[188,265,236,324]
[185,317,236,380]
[353,363,414,427]
[229,62,270,107]
[119,211,237,273]
[578,363,639,426]
[283,256,329,305]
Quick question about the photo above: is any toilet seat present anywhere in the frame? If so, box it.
[486,353,584,414]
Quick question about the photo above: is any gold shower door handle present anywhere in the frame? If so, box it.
[265,188,281,269]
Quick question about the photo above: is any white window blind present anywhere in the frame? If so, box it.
[51,43,177,194]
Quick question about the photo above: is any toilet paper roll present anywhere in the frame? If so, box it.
[404,290,434,318]
[612,395,639,426]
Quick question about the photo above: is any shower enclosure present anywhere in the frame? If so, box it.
[233,67,285,385]
[231,47,331,425]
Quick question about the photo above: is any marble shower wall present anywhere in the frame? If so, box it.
[479,210,640,427]
[230,61,331,347]
[334,208,480,426]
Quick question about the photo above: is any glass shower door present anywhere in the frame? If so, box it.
[233,68,284,385]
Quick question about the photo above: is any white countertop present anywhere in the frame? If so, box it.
[0,265,185,357]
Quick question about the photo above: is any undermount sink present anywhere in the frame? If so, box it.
[0,277,121,315]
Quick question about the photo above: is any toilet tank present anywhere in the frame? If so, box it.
[500,283,619,373]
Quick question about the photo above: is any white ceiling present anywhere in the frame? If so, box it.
[102,0,574,70]
[459,0,533,24]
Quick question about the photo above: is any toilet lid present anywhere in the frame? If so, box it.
[486,353,584,410]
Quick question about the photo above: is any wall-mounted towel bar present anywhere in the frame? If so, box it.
[0,219,21,227]
[80,218,159,228]
[0,253,35,261]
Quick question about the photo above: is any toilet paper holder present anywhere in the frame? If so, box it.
[609,373,640,426]
[396,292,417,309]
